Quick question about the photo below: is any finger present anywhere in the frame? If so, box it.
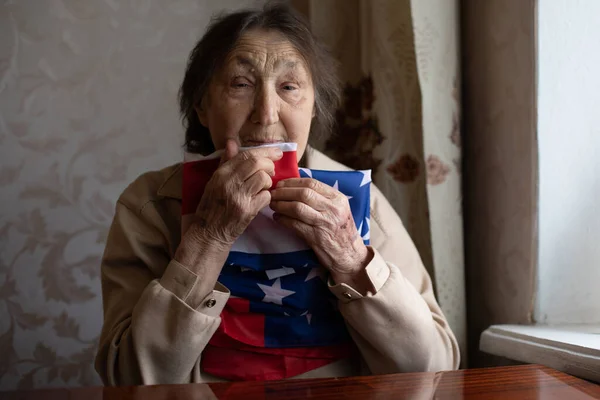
[270,187,329,212]
[272,213,311,240]
[241,146,284,162]
[235,156,276,180]
[217,153,276,183]
[220,139,240,165]
[277,178,338,199]
[250,190,271,212]
[222,146,282,178]
[270,200,321,225]
[244,170,273,195]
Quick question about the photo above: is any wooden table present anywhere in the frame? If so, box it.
[1,365,599,400]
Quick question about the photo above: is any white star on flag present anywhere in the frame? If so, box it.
[304,267,327,282]
[301,310,312,325]
[357,217,370,241]
[362,217,371,241]
[266,266,295,280]
[332,180,352,200]
[257,278,295,305]
[299,168,312,178]
[359,170,372,187]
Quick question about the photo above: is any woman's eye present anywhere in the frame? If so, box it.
[231,78,252,89]
[282,84,298,91]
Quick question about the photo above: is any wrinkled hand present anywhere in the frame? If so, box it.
[190,139,283,248]
[270,178,370,276]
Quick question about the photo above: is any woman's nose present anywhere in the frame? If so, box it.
[250,87,279,126]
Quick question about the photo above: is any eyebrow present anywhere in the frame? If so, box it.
[233,56,301,72]
[235,56,255,69]
[275,59,299,70]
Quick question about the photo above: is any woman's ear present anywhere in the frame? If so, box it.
[195,102,208,127]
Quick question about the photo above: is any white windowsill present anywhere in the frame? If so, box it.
[480,324,600,383]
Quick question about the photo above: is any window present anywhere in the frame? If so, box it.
[481,0,600,383]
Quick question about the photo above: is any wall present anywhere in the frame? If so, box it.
[0,0,261,390]
[536,0,600,324]
[461,0,538,367]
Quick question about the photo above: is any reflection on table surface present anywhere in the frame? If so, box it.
[1,364,599,400]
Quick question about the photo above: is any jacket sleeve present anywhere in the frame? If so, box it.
[95,200,230,386]
[328,185,460,373]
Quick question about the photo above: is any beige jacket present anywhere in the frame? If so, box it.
[95,149,459,386]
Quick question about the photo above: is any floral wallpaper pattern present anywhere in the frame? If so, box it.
[0,0,261,390]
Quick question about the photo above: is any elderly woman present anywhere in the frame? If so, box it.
[95,3,459,386]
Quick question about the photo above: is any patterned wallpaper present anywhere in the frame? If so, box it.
[0,0,261,390]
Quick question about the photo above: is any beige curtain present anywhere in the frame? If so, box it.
[461,0,537,367]
[294,0,466,364]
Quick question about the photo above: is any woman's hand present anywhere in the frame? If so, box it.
[174,139,281,297]
[188,139,283,249]
[270,178,371,278]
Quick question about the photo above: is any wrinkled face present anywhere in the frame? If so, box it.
[196,29,315,159]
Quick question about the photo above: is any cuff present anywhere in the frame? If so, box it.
[159,259,230,316]
[328,247,391,303]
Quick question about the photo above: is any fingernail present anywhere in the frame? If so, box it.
[275,149,283,157]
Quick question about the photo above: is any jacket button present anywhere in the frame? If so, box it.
[205,298,216,308]
[342,292,352,299]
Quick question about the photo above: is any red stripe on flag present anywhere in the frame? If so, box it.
[202,345,335,381]
[225,297,251,312]
[219,301,266,347]
[270,150,300,188]
[181,158,220,215]
[209,329,355,358]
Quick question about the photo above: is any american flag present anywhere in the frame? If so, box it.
[182,143,372,380]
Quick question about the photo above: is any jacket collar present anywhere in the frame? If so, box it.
[155,146,344,200]
[157,163,183,200]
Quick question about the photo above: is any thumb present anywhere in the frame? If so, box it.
[221,139,239,164]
